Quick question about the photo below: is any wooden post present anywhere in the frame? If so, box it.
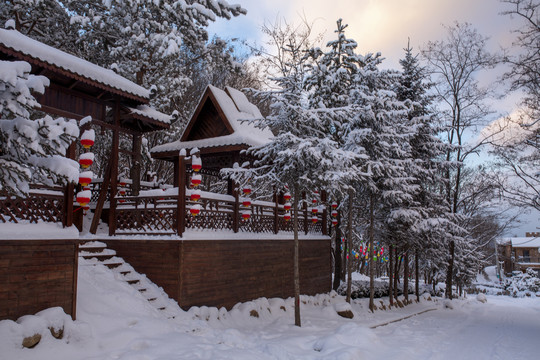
[321,190,327,236]
[232,182,239,233]
[303,192,308,235]
[176,154,185,236]
[131,133,142,196]
[63,142,76,227]
[90,160,112,234]
[273,191,279,234]
[108,100,120,236]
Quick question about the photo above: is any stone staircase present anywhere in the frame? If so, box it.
[79,240,180,319]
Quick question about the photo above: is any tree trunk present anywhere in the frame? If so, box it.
[445,240,455,300]
[403,250,409,302]
[332,211,342,290]
[394,248,399,300]
[388,244,394,306]
[346,189,354,303]
[293,184,301,326]
[415,249,420,302]
[368,193,375,312]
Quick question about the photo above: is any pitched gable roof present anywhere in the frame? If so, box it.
[151,85,273,156]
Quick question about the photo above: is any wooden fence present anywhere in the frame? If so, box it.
[0,186,65,224]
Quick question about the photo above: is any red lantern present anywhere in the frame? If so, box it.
[190,190,201,202]
[119,178,127,187]
[311,216,318,224]
[331,210,338,218]
[79,171,93,187]
[76,190,91,207]
[242,199,251,207]
[192,156,202,172]
[190,204,201,216]
[284,202,291,211]
[312,207,318,214]
[119,188,126,196]
[242,186,251,195]
[283,192,291,201]
[284,212,291,221]
[191,174,202,187]
[79,152,94,169]
[331,202,338,209]
[332,218,338,226]
[118,198,126,203]
[80,129,95,149]
[312,198,317,205]
[241,211,251,221]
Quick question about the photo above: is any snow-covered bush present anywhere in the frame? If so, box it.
[0,60,79,196]
[504,268,540,297]
[336,279,425,299]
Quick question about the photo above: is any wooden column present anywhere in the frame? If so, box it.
[63,142,76,228]
[321,190,327,236]
[232,181,239,233]
[273,191,279,234]
[176,155,186,236]
[303,192,308,235]
[131,133,142,196]
[108,100,120,236]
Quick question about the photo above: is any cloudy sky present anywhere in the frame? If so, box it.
[209,0,517,70]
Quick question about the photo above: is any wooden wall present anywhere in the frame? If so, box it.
[104,238,331,310]
[0,239,78,320]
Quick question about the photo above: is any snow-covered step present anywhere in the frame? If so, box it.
[79,240,107,253]
[80,248,116,261]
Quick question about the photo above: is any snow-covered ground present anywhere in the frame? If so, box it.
[2,262,539,360]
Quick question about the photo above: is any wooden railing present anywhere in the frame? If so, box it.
[113,189,327,236]
[0,186,65,224]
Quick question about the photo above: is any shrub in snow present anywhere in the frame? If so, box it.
[0,60,79,196]
[476,293,487,303]
[504,268,540,297]
[336,279,422,299]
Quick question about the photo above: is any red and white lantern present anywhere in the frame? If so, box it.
[242,198,251,208]
[80,129,95,149]
[191,174,202,187]
[119,178,127,187]
[312,198,317,205]
[241,210,251,221]
[284,212,291,221]
[78,171,93,187]
[76,190,91,207]
[331,202,338,210]
[332,218,338,226]
[190,204,201,216]
[118,188,126,196]
[79,152,94,169]
[312,207,318,214]
[284,202,291,211]
[331,210,338,218]
[192,156,202,172]
[311,216,318,224]
[283,192,291,201]
[190,189,201,202]
[242,185,251,195]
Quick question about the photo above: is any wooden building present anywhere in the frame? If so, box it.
[499,234,540,276]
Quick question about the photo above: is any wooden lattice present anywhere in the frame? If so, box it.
[0,190,64,224]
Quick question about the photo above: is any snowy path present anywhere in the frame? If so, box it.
[372,297,540,359]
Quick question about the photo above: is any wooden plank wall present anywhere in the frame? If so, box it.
[103,239,182,300]
[0,240,78,320]
[104,238,331,310]
[180,239,331,309]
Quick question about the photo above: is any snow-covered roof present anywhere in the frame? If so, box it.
[128,105,172,125]
[151,85,273,153]
[0,29,150,101]
[499,237,540,249]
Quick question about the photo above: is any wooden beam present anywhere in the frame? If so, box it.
[90,159,112,234]
[176,155,186,236]
[108,100,120,236]
[131,134,142,196]
[63,142,76,227]
[321,190,327,236]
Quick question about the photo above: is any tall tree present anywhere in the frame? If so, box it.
[422,23,499,299]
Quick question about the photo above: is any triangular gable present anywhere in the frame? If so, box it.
[181,86,234,142]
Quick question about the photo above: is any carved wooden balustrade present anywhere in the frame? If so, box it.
[112,188,327,236]
[0,186,65,224]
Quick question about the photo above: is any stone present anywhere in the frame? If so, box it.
[49,326,64,339]
[22,333,41,348]
[337,310,354,319]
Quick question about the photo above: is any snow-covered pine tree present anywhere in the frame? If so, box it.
[0,60,79,196]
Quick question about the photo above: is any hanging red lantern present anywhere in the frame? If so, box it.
[119,178,127,187]
[76,190,91,207]
[192,156,202,172]
[242,185,251,195]
[190,190,201,202]
[79,152,94,169]
[311,216,318,224]
[78,171,93,187]
[241,211,251,221]
[283,192,291,201]
[118,198,126,203]
[312,198,317,205]
[119,188,126,196]
[284,202,291,211]
[312,207,318,214]
[190,204,201,216]
[80,129,95,149]
[284,212,291,221]
[242,198,251,207]
[331,210,338,217]
[191,174,202,187]
[331,202,338,209]
[332,218,338,226]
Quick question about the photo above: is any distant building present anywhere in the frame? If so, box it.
[498,233,540,276]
